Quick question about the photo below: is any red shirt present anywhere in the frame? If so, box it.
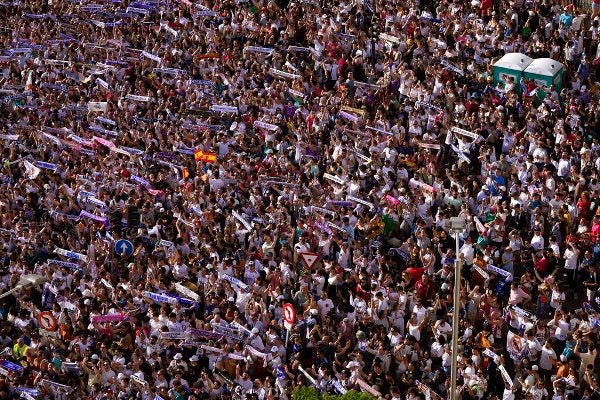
[414,278,435,301]
[591,221,600,243]
[406,266,426,282]
[577,198,590,219]
[481,0,492,15]
[337,58,347,78]
[534,256,547,274]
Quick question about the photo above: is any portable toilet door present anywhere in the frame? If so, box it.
[492,52,533,93]
[523,58,564,102]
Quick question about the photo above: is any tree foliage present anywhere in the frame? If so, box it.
[294,386,374,400]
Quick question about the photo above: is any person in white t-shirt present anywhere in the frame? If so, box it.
[549,283,566,311]
[412,301,428,324]
[540,340,557,381]
[563,243,579,285]
[531,228,545,254]
[502,383,518,400]
[317,291,334,317]
[530,380,548,400]
[434,318,453,341]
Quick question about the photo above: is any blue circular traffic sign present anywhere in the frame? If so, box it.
[115,239,134,256]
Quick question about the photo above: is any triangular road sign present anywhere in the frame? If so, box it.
[300,252,320,270]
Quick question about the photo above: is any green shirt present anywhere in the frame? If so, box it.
[381,214,396,237]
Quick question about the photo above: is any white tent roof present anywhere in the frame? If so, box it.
[494,53,533,71]
[524,58,564,77]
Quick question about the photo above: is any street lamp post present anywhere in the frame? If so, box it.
[449,217,466,400]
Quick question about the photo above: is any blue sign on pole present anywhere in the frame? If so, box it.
[114,239,134,256]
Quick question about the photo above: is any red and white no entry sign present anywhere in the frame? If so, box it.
[283,303,296,324]
[38,311,58,331]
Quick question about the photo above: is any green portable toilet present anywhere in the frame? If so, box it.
[523,58,564,101]
[493,53,533,93]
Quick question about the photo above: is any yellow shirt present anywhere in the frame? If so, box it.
[13,343,29,359]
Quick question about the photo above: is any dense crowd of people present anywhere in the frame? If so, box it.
[0,0,599,399]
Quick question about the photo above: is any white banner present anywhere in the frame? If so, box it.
[498,364,514,387]
[100,278,114,290]
[287,46,312,52]
[338,111,359,122]
[409,179,436,193]
[222,274,248,290]
[141,51,162,63]
[298,366,317,385]
[130,374,147,386]
[451,144,471,164]
[327,222,346,233]
[441,59,464,76]
[288,88,305,98]
[351,150,371,163]
[125,94,152,102]
[243,46,273,54]
[96,78,109,90]
[366,125,393,136]
[483,349,501,364]
[269,68,300,80]
[232,210,252,231]
[451,127,481,141]
[356,378,381,397]
[174,283,200,301]
[88,102,107,112]
[354,81,380,90]
[200,344,224,353]
[253,120,278,131]
[111,147,132,157]
[210,105,238,113]
[161,331,188,340]
[418,142,441,150]
[323,173,345,185]
[54,248,87,262]
[379,33,400,44]
[346,195,375,209]
[245,345,268,359]
[474,216,486,234]
[472,265,489,280]
[488,264,512,278]
[310,206,336,217]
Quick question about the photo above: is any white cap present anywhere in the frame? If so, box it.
[347,361,360,369]
[174,353,183,360]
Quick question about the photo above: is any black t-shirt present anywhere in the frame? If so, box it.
[371,370,386,388]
